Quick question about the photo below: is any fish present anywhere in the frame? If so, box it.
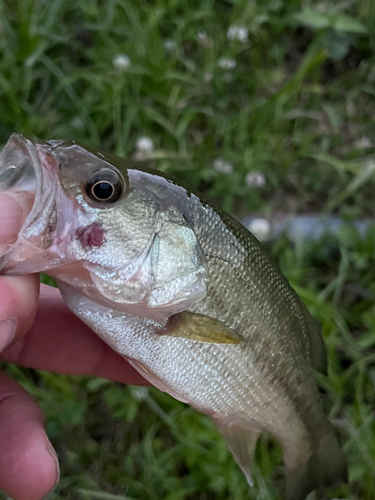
[0,133,347,499]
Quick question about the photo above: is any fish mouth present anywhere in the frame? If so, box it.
[0,133,60,273]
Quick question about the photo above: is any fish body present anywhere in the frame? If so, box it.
[0,134,347,499]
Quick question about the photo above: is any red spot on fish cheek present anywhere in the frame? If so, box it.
[75,222,106,249]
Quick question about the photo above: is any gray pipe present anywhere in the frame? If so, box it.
[240,214,372,243]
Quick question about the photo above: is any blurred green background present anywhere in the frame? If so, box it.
[1,0,375,499]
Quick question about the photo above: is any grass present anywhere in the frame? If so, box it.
[1,0,375,498]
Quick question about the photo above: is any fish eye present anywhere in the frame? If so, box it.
[86,170,123,203]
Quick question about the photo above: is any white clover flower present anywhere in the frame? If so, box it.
[354,137,373,149]
[70,116,84,130]
[227,25,249,43]
[131,386,149,401]
[163,39,177,52]
[245,171,266,188]
[204,72,213,83]
[218,57,237,70]
[197,30,213,48]
[212,158,233,174]
[112,54,131,71]
[136,136,154,153]
[248,218,271,241]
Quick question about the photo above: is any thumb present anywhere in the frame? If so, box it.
[0,192,28,245]
[0,193,40,352]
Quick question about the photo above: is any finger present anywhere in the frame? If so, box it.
[0,371,59,500]
[2,284,148,386]
[0,193,26,244]
[0,191,40,352]
[0,275,40,352]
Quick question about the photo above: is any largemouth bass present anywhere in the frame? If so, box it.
[0,133,347,499]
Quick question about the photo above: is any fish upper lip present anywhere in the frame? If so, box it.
[20,142,59,241]
[0,134,65,272]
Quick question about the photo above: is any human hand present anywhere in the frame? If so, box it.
[0,194,147,500]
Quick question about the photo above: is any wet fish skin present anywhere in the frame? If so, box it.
[0,134,347,499]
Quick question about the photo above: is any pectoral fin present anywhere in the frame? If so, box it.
[158,311,243,344]
[218,424,260,487]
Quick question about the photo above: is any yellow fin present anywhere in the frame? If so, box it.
[159,311,243,344]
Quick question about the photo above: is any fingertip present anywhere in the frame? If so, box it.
[0,435,60,500]
[0,193,26,244]
[0,374,60,500]
[0,439,59,500]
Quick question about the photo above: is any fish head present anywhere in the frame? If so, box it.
[0,134,207,320]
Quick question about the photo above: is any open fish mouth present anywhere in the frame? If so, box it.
[0,133,60,273]
[0,134,39,208]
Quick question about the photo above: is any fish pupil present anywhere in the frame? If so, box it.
[92,181,114,200]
